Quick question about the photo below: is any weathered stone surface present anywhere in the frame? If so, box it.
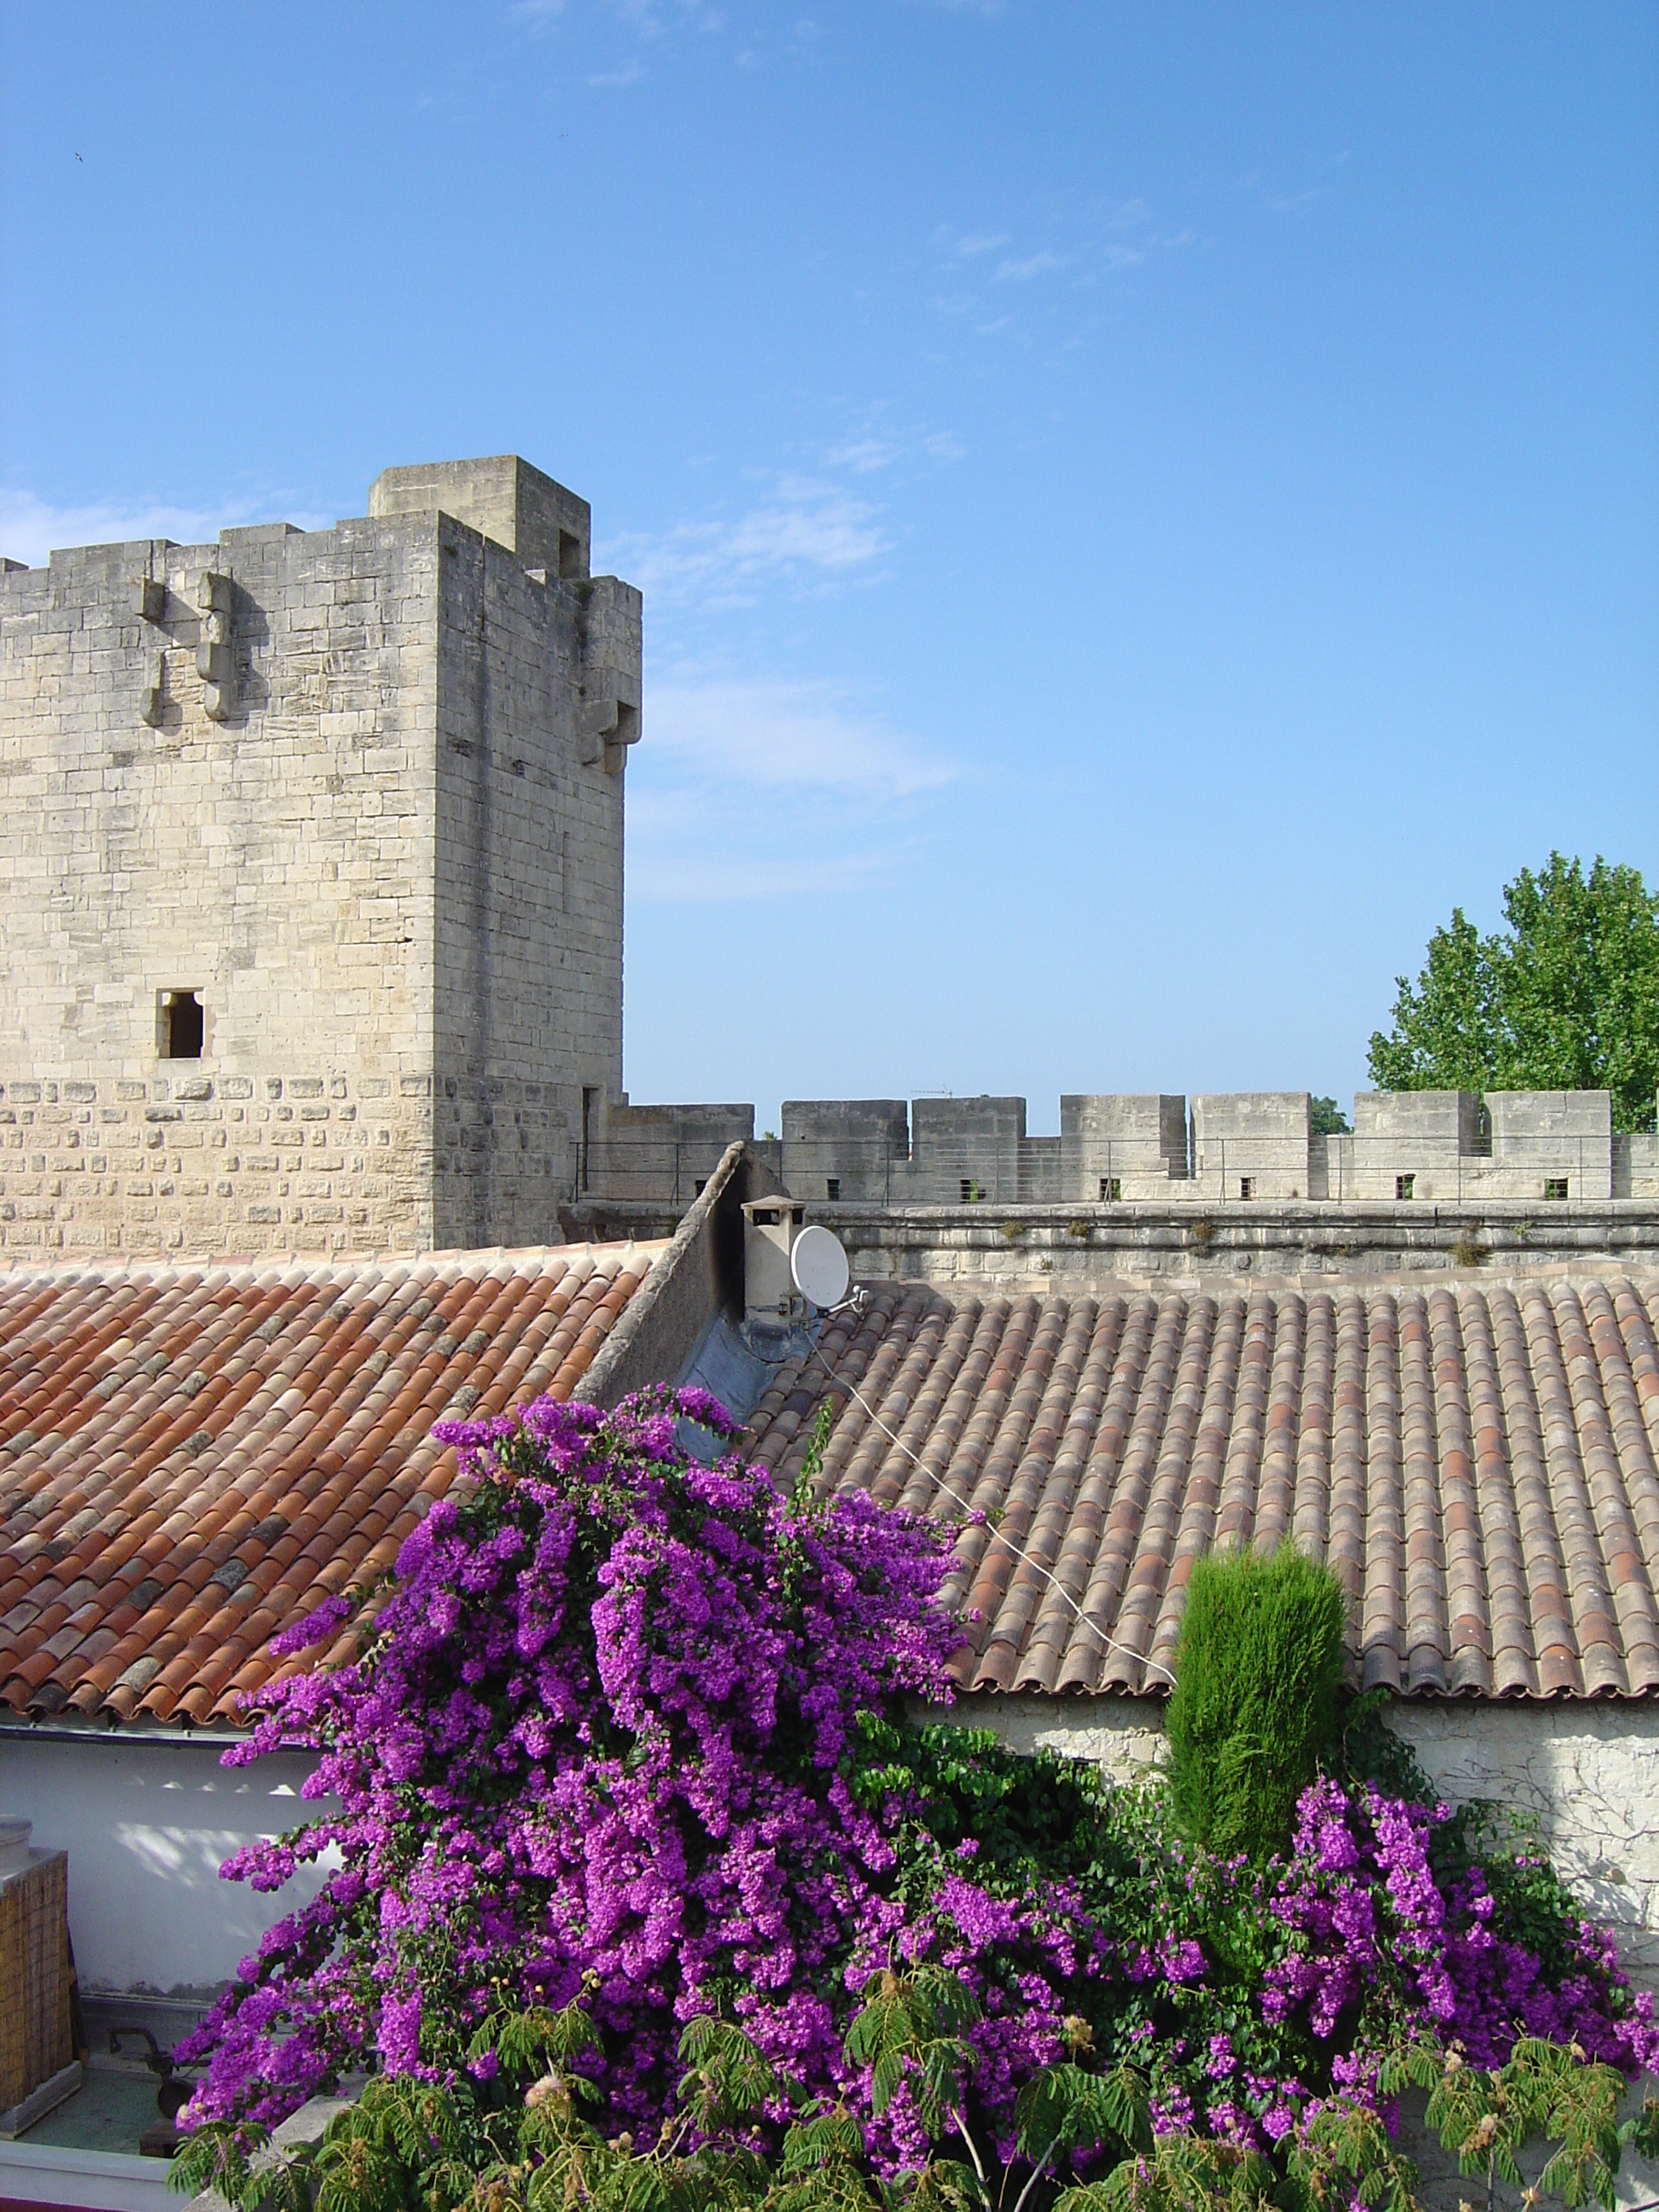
[0,457,636,1258]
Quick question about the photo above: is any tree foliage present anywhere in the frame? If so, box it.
[169,1992,1659,2212]
[1367,853,1659,1131]
[1163,1546,1348,1861]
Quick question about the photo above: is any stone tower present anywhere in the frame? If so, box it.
[0,456,642,1258]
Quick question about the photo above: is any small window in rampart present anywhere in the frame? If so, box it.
[825,1177,841,1201]
[960,1178,978,1204]
[1100,1176,1121,1202]
[157,989,204,1060]
[1238,1176,1255,1201]
[558,530,582,579]
[1396,1173,1415,1201]
[1545,1176,1569,1201]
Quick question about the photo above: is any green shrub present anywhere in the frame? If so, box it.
[1165,1545,1348,1860]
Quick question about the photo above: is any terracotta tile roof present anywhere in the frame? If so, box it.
[0,1241,662,1726]
[741,1276,1659,1703]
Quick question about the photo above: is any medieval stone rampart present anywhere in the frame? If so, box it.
[0,456,637,1259]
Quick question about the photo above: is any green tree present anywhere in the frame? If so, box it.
[1309,1097,1350,1137]
[1163,1546,1348,1863]
[1368,854,1659,1132]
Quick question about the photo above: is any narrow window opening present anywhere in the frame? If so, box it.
[158,989,204,1060]
[1545,1176,1569,1201]
[557,530,582,579]
[1099,1175,1121,1202]
[825,1177,841,1201]
[694,1178,707,1198]
[580,1087,597,1192]
[1238,1176,1255,1201]
[1396,1173,1415,1201]
[959,1178,975,1204]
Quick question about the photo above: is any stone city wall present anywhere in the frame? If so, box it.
[825,1202,1659,1289]
[601,1091,1659,1217]
[429,513,635,1249]
[0,515,439,1080]
[0,1068,436,1260]
[0,456,639,1260]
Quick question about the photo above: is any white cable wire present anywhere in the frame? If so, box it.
[804,1305,1178,1691]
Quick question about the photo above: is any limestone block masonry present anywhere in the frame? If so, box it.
[0,457,638,1259]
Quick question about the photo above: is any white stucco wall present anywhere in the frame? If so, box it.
[1391,1700,1659,1982]
[0,1729,331,1997]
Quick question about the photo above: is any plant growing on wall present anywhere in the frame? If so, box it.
[177,1388,1144,2177]
[176,1391,1659,2207]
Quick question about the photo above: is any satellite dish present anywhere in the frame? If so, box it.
[790,1224,850,1310]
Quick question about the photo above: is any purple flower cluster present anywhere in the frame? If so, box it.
[1261,1777,1659,2084]
[175,1383,1659,2174]
[178,1388,991,2133]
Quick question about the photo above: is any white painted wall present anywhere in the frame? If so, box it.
[1391,1700,1659,1981]
[0,1731,332,1997]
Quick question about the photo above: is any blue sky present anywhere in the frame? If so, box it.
[3,3,1655,1132]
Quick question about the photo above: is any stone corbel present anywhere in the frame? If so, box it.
[195,571,234,722]
[131,576,166,623]
[576,690,641,776]
[139,649,165,728]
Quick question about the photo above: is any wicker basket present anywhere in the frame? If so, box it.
[0,1837,73,2114]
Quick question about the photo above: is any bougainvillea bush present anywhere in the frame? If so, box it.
[178,1386,1659,2205]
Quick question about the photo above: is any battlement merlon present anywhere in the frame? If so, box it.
[369,455,592,582]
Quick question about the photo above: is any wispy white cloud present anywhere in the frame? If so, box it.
[605,478,889,607]
[993,247,1068,282]
[824,435,903,474]
[648,677,953,799]
[0,488,330,569]
[627,676,956,902]
[940,227,1010,260]
[823,411,963,474]
[629,784,900,901]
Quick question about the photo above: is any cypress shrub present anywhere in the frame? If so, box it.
[1164,1545,1348,1861]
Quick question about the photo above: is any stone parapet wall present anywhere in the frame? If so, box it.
[607,1091,1659,1214]
[828,1199,1659,1288]
[600,1100,755,1205]
[0,1067,435,1260]
[570,1191,1659,1286]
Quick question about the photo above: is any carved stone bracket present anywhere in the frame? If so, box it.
[139,649,165,728]
[576,693,640,776]
[195,571,234,722]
